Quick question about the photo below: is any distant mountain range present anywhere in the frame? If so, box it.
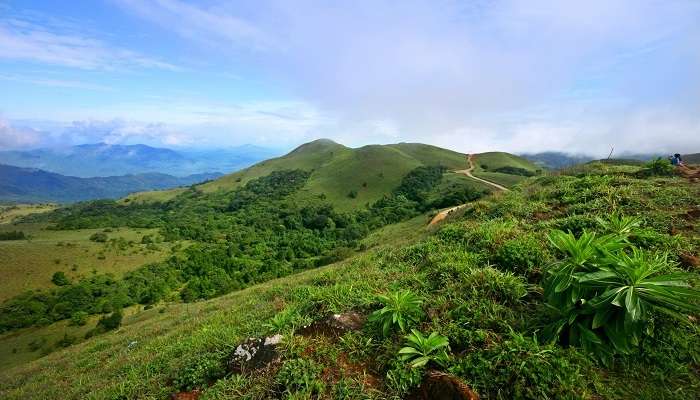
[0,164,222,203]
[520,151,680,169]
[0,143,279,178]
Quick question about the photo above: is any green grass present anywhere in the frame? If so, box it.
[471,171,528,187]
[2,169,698,399]
[0,223,172,302]
[472,151,539,172]
[0,204,57,224]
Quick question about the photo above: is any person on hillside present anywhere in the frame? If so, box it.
[670,154,684,167]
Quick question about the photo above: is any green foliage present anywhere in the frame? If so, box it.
[51,271,70,286]
[173,352,225,391]
[493,235,549,275]
[96,310,123,331]
[0,230,26,240]
[369,290,424,336]
[642,157,674,176]
[453,332,594,399]
[264,307,312,333]
[492,166,536,176]
[89,232,108,242]
[69,311,88,326]
[542,228,700,362]
[275,358,325,396]
[398,329,450,368]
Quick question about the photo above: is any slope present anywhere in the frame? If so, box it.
[127,139,491,211]
[2,164,698,399]
[471,151,540,187]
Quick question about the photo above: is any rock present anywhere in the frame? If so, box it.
[298,312,366,337]
[228,335,282,374]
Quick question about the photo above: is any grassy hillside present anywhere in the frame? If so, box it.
[471,152,540,187]
[126,140,488,211]
[1,162,698,399]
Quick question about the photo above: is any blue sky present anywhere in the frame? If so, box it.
[1,0,699,155]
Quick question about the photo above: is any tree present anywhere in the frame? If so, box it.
[89,232,108,242]
[97,310,123,331]
[51,271,70,286]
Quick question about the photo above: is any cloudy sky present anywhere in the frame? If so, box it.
[1,0,699,156]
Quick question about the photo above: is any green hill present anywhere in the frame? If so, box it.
[126,140,530,210]
[471,151,540,187]
[1,162,698,399]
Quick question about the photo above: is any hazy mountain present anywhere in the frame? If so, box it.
[0,164,222,203]
[0,143,280,177]
[520,152,595,169]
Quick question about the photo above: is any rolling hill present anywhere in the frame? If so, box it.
[0,143,278,178]
[126,139,534,210]
[0,164,221,203]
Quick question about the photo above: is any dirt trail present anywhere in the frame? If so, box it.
[428,154,509,226]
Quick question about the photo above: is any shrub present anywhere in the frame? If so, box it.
[452,332,594,399]
[368,290,424,336]
[347,190,358,199]
[642,157,674,176]
[89,232,108,242]
[542,229,700,363]
[69,311,89,326]
[398,329,450,368]
[173,352,226,391]
[0,230,26,240]
[493,235,549,275]
[492,166,536,176]
[51,271,70,286]
[275,358,324,396]
[97,310,123,331]
[460,266,527,306]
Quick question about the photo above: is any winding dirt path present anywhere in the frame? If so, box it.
[428,154,509,226]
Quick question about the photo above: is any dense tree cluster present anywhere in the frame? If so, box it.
[1,167,486,332]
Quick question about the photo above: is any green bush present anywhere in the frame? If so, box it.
[69,311,89,326]
[51,271,71,286]
[452,332,594,399]
[459,266,527,306]
[493,235,549,275]
[89,232,108,242]
[368,290,424,336]
[398,329,450,368]
[0,230,26,240]
[173,352,226,391]
[542,229,700,363]
[97,310,123,331]
[275,358,324,396]
[642,158,674,176]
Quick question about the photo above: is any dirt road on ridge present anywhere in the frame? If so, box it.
[428,154,509,226]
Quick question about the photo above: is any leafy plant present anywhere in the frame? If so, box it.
[275,358,324,396]
[543,227,700,363]
[596,212,642,237]
[643,158,673,176]
[369,290,424,336]
[398,329,450,368]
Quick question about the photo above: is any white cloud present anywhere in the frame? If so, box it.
[0,117,42,149]
[0,16,180,71]
[109,0,700,154]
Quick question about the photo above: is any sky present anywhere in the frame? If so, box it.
[0,0,699,156]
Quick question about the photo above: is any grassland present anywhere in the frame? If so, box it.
[1,163,698,399]
[0,204,56,224]
[122,140,522,212]
[0,224,172,301]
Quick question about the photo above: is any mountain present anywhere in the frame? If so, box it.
[126,139,538,211]
[0,164,221,203]
[0,143,279,177]
[683,153,700,164]
[521,152,595,169]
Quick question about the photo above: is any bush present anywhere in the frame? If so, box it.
[0,230,26,240]
[89,232,108,242]
[493,235,549,275]
[97,310,123,331]
[173,352,226,391]
[275,358,324,396]
[452,332,594,399]
[641,157,674,176]
[51,271,71,286]
[347,190,358,199]
[69,311,89,326]
[492,166,536,176]
[368,290,424,336]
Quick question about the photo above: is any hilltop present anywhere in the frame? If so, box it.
[1,159,698,399]
[126,139,537,211]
